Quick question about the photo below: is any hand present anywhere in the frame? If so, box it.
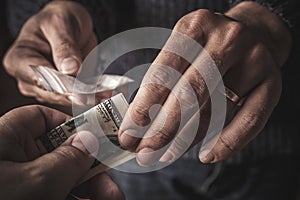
[3,1,97,105]
[118,2,292,165]
[0,105,124,200]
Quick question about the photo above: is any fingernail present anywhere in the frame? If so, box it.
[199,149,214,163]
[119,129,140,150]
[60,57,80,74]
[137,148,159,167]
[68,95,85,105]
[159,151,174,163]
[72,131,99,156]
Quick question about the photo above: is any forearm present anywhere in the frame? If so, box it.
[226,1,292,67]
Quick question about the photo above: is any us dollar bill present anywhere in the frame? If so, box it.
[36,93,135,183]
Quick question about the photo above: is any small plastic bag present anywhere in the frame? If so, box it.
[30,65,134,95]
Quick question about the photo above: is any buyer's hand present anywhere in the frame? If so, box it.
[118,2,292,165]
[0,105,124,200]
[3,1,97,105]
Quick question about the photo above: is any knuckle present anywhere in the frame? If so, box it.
[53,40,75,55]
[17,82,31,96]
[41,7,65,24]
[250,44,277,73]
[175,9,212,38]
[24,14,40,29]
[2,52,13,74]
[144,66,177,89]
[186,70,208,104]
[33,172,48,190]
[207,22,246,73]
[191,9,215,28]
[27,165,50,196]
[152,126,175,147]
[190,78,206,99]
[54,146,86,168]
[225,21,246,40]
[130,102,151,126]
[252,43,271,61]
[219,135,236,152]
[147,111,180,144]
[218,21,246,54]
[36,97,47,103]
[174,83,199,111]
[239,111,266,135]
[217,22,247,56]
[209,51,226,74]
[252,43,268,54]
[2,47,21,77]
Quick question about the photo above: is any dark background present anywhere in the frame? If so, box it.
[0,1,36,115]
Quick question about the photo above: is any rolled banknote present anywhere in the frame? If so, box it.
[36,93,135,183]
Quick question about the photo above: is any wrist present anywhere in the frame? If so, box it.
[226,1,292,67]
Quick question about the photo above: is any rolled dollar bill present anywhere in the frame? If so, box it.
[36,93,135,183]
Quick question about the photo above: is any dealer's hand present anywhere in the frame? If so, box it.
[3,1,97,105]
[118,2,292,165]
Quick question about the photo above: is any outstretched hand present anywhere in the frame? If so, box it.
[3,1,97,105]
[118,2,291,165]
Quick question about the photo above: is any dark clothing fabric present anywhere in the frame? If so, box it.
[108,155,299,200]
[230,0,300,28]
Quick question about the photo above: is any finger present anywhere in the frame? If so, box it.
[25,132,98,200]
[1,105,68,139]
[16,80,72,105]
[134,76,199,165]
[133,19,262,165]
[158,110,201,163]
[0,105,69,161]
[159,88,238,163]
[119,10,209,150]
[0,106,98,200]
[19,79,87,106]
[89,173,125,200]
[3,15,56,81]
[40,17,82,75]
[3,43,74,105]
[0,132,97,200]
[199,74,281,163]
[135,46,227,166]
[3,45,54,84]
[3,15,52,80]
[158,94,213,163]
[122,34,222,166]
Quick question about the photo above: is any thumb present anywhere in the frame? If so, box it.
[41,21,82,75]
[90,173,125,200]
[30,131,99,199]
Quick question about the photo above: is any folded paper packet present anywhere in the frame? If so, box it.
[30,65,134,94]
[36,93,135,184]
